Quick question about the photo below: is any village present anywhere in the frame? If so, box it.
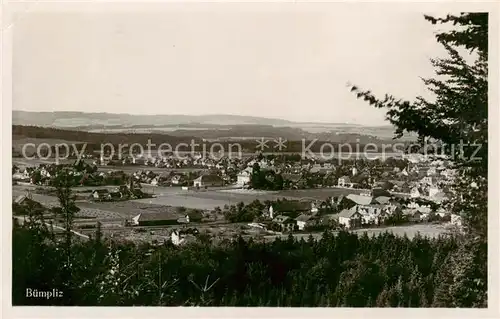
[12,150,463,246]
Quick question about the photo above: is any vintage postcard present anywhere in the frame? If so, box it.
[2,0,499,318]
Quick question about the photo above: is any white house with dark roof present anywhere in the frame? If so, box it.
[236,170,251,186]
[91,189,111,201]
[193,174,224,188]
[410,187,422,198]
[336,208,362,229]
[403,209,422,222]
[295,214,317,230]
[171,229,198,246]
[12,169,30,181]
[273,215,296,232]
[337,176,352,188]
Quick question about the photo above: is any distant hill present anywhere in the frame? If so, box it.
[12,111,413,142]
[12,111,295,127]
[12,125,201,154]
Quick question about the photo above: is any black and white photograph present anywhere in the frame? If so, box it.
[2,0,498,315]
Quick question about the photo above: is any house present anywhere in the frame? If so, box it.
[269,200,313,218]
[109,190,123,200]
[177,215,190,224]
[361,212,378,225]
[346,193,373,206]
[282,173,303,188]
[295,214,317,230]
[319,213,339,225]
[310,164,322,174]
[150,177,159,186]
[353,204,388,225]
[410,187,422,198]
[171,228,199,246]
[248,222,267,230]
[236,170,251,186]
[355,203,384,216]
[338,176,352,188]
[407,201,432,213]
[421,176,437,186]
[40,168,51,178]
[186,210,203,223]
[90,189,111,201]
[193,174,224,188]
[436,208,448,218]
[12,170,30,181]
[273,215,296,232]
[310,202,319,214]
[133,157,146,165]
[336,208,363,229]
[403,209,422,222]
[131,212,189,226]
[170,175,183,185]
[374,196,391,205]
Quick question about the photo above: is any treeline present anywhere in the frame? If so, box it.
[13,125,199,146]
[13,125,414,155]
[12,215,486,307]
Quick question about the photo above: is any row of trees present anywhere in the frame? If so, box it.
[13,208,485,307]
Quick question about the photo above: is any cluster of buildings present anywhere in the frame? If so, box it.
[89,179,148,202]
[97,152,245,171]
[335,157,456,202]
[259,188,462,233]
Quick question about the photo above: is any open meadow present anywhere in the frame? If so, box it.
[136,186,366,210]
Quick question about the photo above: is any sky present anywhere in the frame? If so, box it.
[12,3,454,125]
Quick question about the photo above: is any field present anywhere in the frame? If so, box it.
[77,200,181,219]
[14,183,368,213]
[135,186,366,210]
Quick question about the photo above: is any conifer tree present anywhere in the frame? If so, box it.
[349,13,488,240]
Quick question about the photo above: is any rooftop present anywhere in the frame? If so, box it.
[346,194,373,206]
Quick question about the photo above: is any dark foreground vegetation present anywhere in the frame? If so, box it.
[12,215,486,307]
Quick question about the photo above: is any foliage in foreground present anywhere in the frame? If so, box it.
[13,219,486,307]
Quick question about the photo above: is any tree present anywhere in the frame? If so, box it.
[349,13,487,240]
[349,13,488,306]
[51,168,81,301]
